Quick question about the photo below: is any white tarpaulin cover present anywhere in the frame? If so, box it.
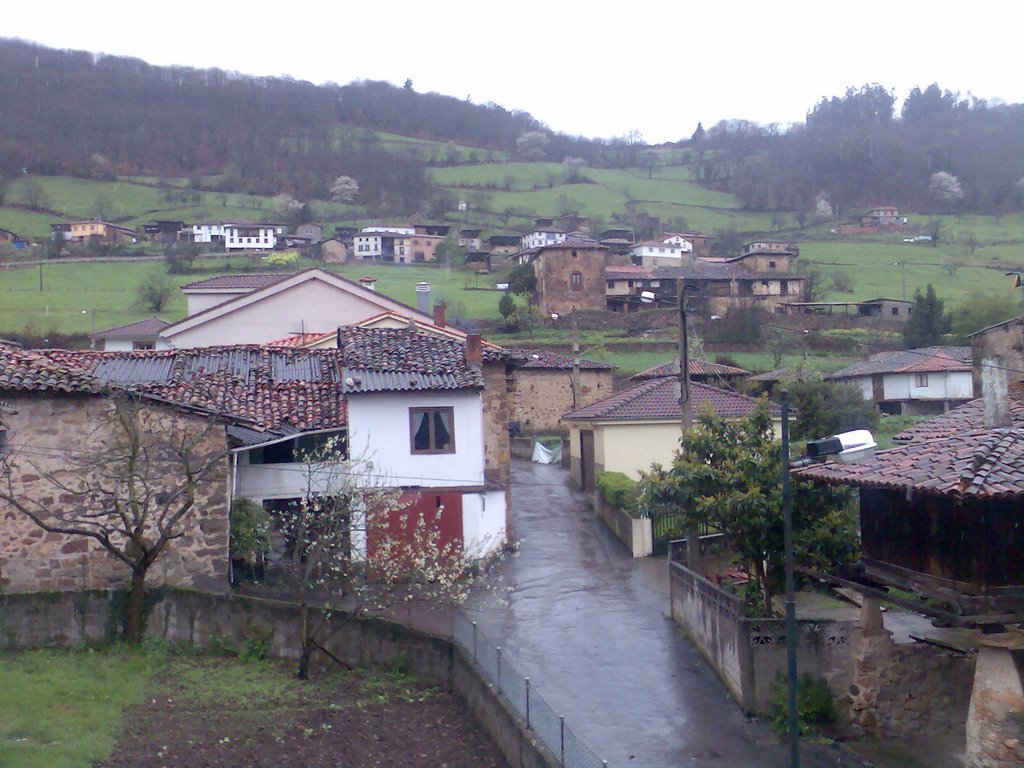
[532,440,562,464]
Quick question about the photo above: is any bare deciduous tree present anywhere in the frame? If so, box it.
[0,394,227,644]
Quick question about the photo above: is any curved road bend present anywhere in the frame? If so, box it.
[463,460,861,768]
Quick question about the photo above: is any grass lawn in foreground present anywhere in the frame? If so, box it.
[0,648,154,768]
[0,647,507,768]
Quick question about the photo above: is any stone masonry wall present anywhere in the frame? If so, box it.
[0,392,230,593]
[847,621,975,737]
[511,369,614,434]
[535,246,606,316]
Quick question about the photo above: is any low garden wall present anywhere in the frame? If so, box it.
[593,494,652,558]
[669,561,855,714]
[0,589,558,768]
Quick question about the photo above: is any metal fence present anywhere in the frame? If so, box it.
[452,612,609,768]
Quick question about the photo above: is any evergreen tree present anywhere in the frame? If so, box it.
[903,284,952,348]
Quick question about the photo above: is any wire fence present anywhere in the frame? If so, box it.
[452,612,609,768]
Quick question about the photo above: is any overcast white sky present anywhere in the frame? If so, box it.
[5,1,1021,143]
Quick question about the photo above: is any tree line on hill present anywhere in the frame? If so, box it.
[690,84,1024,217]
[0,40,638,217]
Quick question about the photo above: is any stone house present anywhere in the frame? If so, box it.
[1,330,517,594]
[504,349,616,435]
[530,240,608,316]
[0,348,231,594]
[861,206,901,228]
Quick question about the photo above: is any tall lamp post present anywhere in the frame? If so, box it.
[785,425,877,768]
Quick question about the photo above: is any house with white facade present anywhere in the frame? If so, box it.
[162,269,454,348]
[632,239,692,267]
[191,221,284,250]
[12,332,512,573]
[827,346,974,415]
[520,228,567,252]
[91,317,172,351]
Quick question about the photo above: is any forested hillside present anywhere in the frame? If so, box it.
[693,84,1024,216]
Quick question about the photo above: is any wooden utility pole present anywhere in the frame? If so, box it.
[570,309,581,410]
[678,280,699,568]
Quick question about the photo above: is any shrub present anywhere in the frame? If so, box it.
[230,497,271,565]
[595,471,639,511]
[768,674,838,737]
[262,250,300,268]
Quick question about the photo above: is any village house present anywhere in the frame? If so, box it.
[486,234,521,255]
[632,239,691,267]
[458,228,483,251]
[68,220,138,245]
[159,268,453,348]
[797,362,1024,768]
[502,349,616,435]
[779,297,914,322]
[605,262,805,315]
[563,376,782,489]
[528,240,608,316]
[520,226,566,252]
[317,236,348,264]
[354,224,446,263]
[827,346,973,415]
[91,317,172,351]
[142,219,186,243]
[0,329,515,594]
[190,221,285,250]
[0,227,28,249]
[630,358,750,387]
[861,205,902,228]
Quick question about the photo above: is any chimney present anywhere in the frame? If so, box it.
[433,304,446,328]
[416,282,431,314]
[981,356,1012,429]
[358,275,377,292]
[466,333,482,370]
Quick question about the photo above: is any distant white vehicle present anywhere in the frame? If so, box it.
[496,283,510,291]
[914,235,932,242]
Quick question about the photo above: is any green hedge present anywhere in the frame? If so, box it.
[595,471,639,511]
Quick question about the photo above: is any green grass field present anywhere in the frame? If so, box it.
[0,648,154,768]
[0,258,511,337]
[800,241,1013,304]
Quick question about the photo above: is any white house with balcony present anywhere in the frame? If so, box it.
[828,346,974,416]
[632,239,691,267]
[521,228,567,251]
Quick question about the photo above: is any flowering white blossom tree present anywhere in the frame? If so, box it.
[276,438,493,679]
[329,175,359,203]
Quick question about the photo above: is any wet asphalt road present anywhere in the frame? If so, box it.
[463,460,860,768]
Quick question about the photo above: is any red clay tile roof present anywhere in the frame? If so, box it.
[509,349,617,371]
[828,347,971,379]
[0,348,104,394]
[12,328,492,434]
[338,327,484,393]
[563,378,778,421]
[631,359,750,381]
[795,426,1024,498]
[92,317,171,339]
[266,332,334,348]
[181,273,292,291]
[892,384,1024,443]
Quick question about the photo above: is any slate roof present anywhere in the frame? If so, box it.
[181,273,292,291]
[747,368,789,383]
[92,317,171,339]
[631,359,750,381]
[563,378,779,421]
[795,427,1024,498]
[828,347,971,379]
[509,349,617,371]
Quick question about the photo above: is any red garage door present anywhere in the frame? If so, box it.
[366,490,464,567]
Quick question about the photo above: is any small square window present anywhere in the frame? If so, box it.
[410,407,455,454]
[892,307,899,316]
[914,374,929,388]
